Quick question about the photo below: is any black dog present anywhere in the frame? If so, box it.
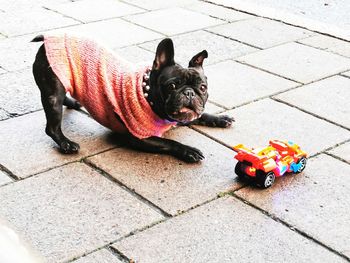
[32,36,233,163]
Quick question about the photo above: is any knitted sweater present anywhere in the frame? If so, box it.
[43,34,176,139]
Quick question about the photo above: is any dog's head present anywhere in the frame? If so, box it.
[148,38,208,123]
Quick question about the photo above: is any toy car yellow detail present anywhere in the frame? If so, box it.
[233,140,307,188]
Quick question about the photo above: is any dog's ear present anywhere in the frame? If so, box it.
[188,50,208,69]
[153,38,175,71]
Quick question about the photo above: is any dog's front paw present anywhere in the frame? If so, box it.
[196,113,234,128]
[59,140,80,154]
[215,115,234,128]
[176,145,204,163]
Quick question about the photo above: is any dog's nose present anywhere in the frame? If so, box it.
[184,89,195,100]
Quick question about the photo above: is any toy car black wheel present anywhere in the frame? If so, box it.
[235,162,252,182]
[296,157,307,173]
[256,170,275,188]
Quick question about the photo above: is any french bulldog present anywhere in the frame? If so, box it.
[32,35,233,163]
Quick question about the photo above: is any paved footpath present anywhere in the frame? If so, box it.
[0,0,349,262]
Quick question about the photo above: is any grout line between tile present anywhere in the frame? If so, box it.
[42,6,84,24]
[83,158,172,218]
[120,17,168,37]
[0,65,8,73]
[47,9,151,25]
[206,80,303,112]
[235,60,303,83]
[9,20,81,39]
[0,146,117,187]
[324,152,350,166]
[0,32,8,38]
[189,126,235,151]
[0,163,19,181]
[341,73,350,79]
[118,0,151,11]
[207,99,229,110]
[4,108,44,119]
[296,40,350,59]
[230,193,350,261]
[0,108,11,121]
[207,27,319,53]
[204,29,263,50]
[236,58,350,89]
[107,246,131,263]
[303,139,350,161]
[121,15,229,38]
[182,6,236,23]
[185,3,257,23]
[64,192,228,262]
[62,219,169,263]
[0,107,88,122]
[63,216,167,263]
[200,0,350,44]
[271,97,350,132]
[137,40,254,68]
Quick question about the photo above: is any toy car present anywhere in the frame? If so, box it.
[233,140,307,188]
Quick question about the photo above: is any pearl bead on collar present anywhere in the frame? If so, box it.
[142,68,153,106]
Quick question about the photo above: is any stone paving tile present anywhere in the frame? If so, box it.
[0,163,163,262]
[87,127,240,215]
[115,45,155,64]
[0,0,70,12]
[45,0,144,23]
[206,60,299,108]
[298,35,350,58]
[50,18,164,49]
[275,75,350,129]
[0,69,42,116]
[0,110,114,178]
[72,249,122,263]
[238,42,350,83]
[236,154,350,258]
[205,102,225,114]
[328,142,350,163]
[120,0,199,11]
[125,7,225,36]
[113,197,346,263]
[0,34,43,72]
[139,30,257,67]
[0,108,9,120]
[207,17,313,49]
[0,8,79,37]
[185,2,254,22]
[194,99,350,156]
[0,171,12,186]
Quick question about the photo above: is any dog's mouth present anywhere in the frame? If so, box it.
[169,106,201,123]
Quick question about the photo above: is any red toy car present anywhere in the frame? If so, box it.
[233,140,307,188]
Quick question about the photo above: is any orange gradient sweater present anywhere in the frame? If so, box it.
[44,34,176,139]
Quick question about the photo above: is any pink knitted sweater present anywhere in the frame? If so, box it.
[44,34,176,139]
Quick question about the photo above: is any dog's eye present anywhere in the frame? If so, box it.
[200,85,207,93]
[169,83,176,90]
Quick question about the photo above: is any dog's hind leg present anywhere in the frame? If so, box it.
[33,44,80,153]
[63,95,81,110]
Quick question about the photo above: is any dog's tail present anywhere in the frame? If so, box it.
[31,35,44,42]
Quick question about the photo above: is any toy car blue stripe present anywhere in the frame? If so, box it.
[290,162,301,172]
